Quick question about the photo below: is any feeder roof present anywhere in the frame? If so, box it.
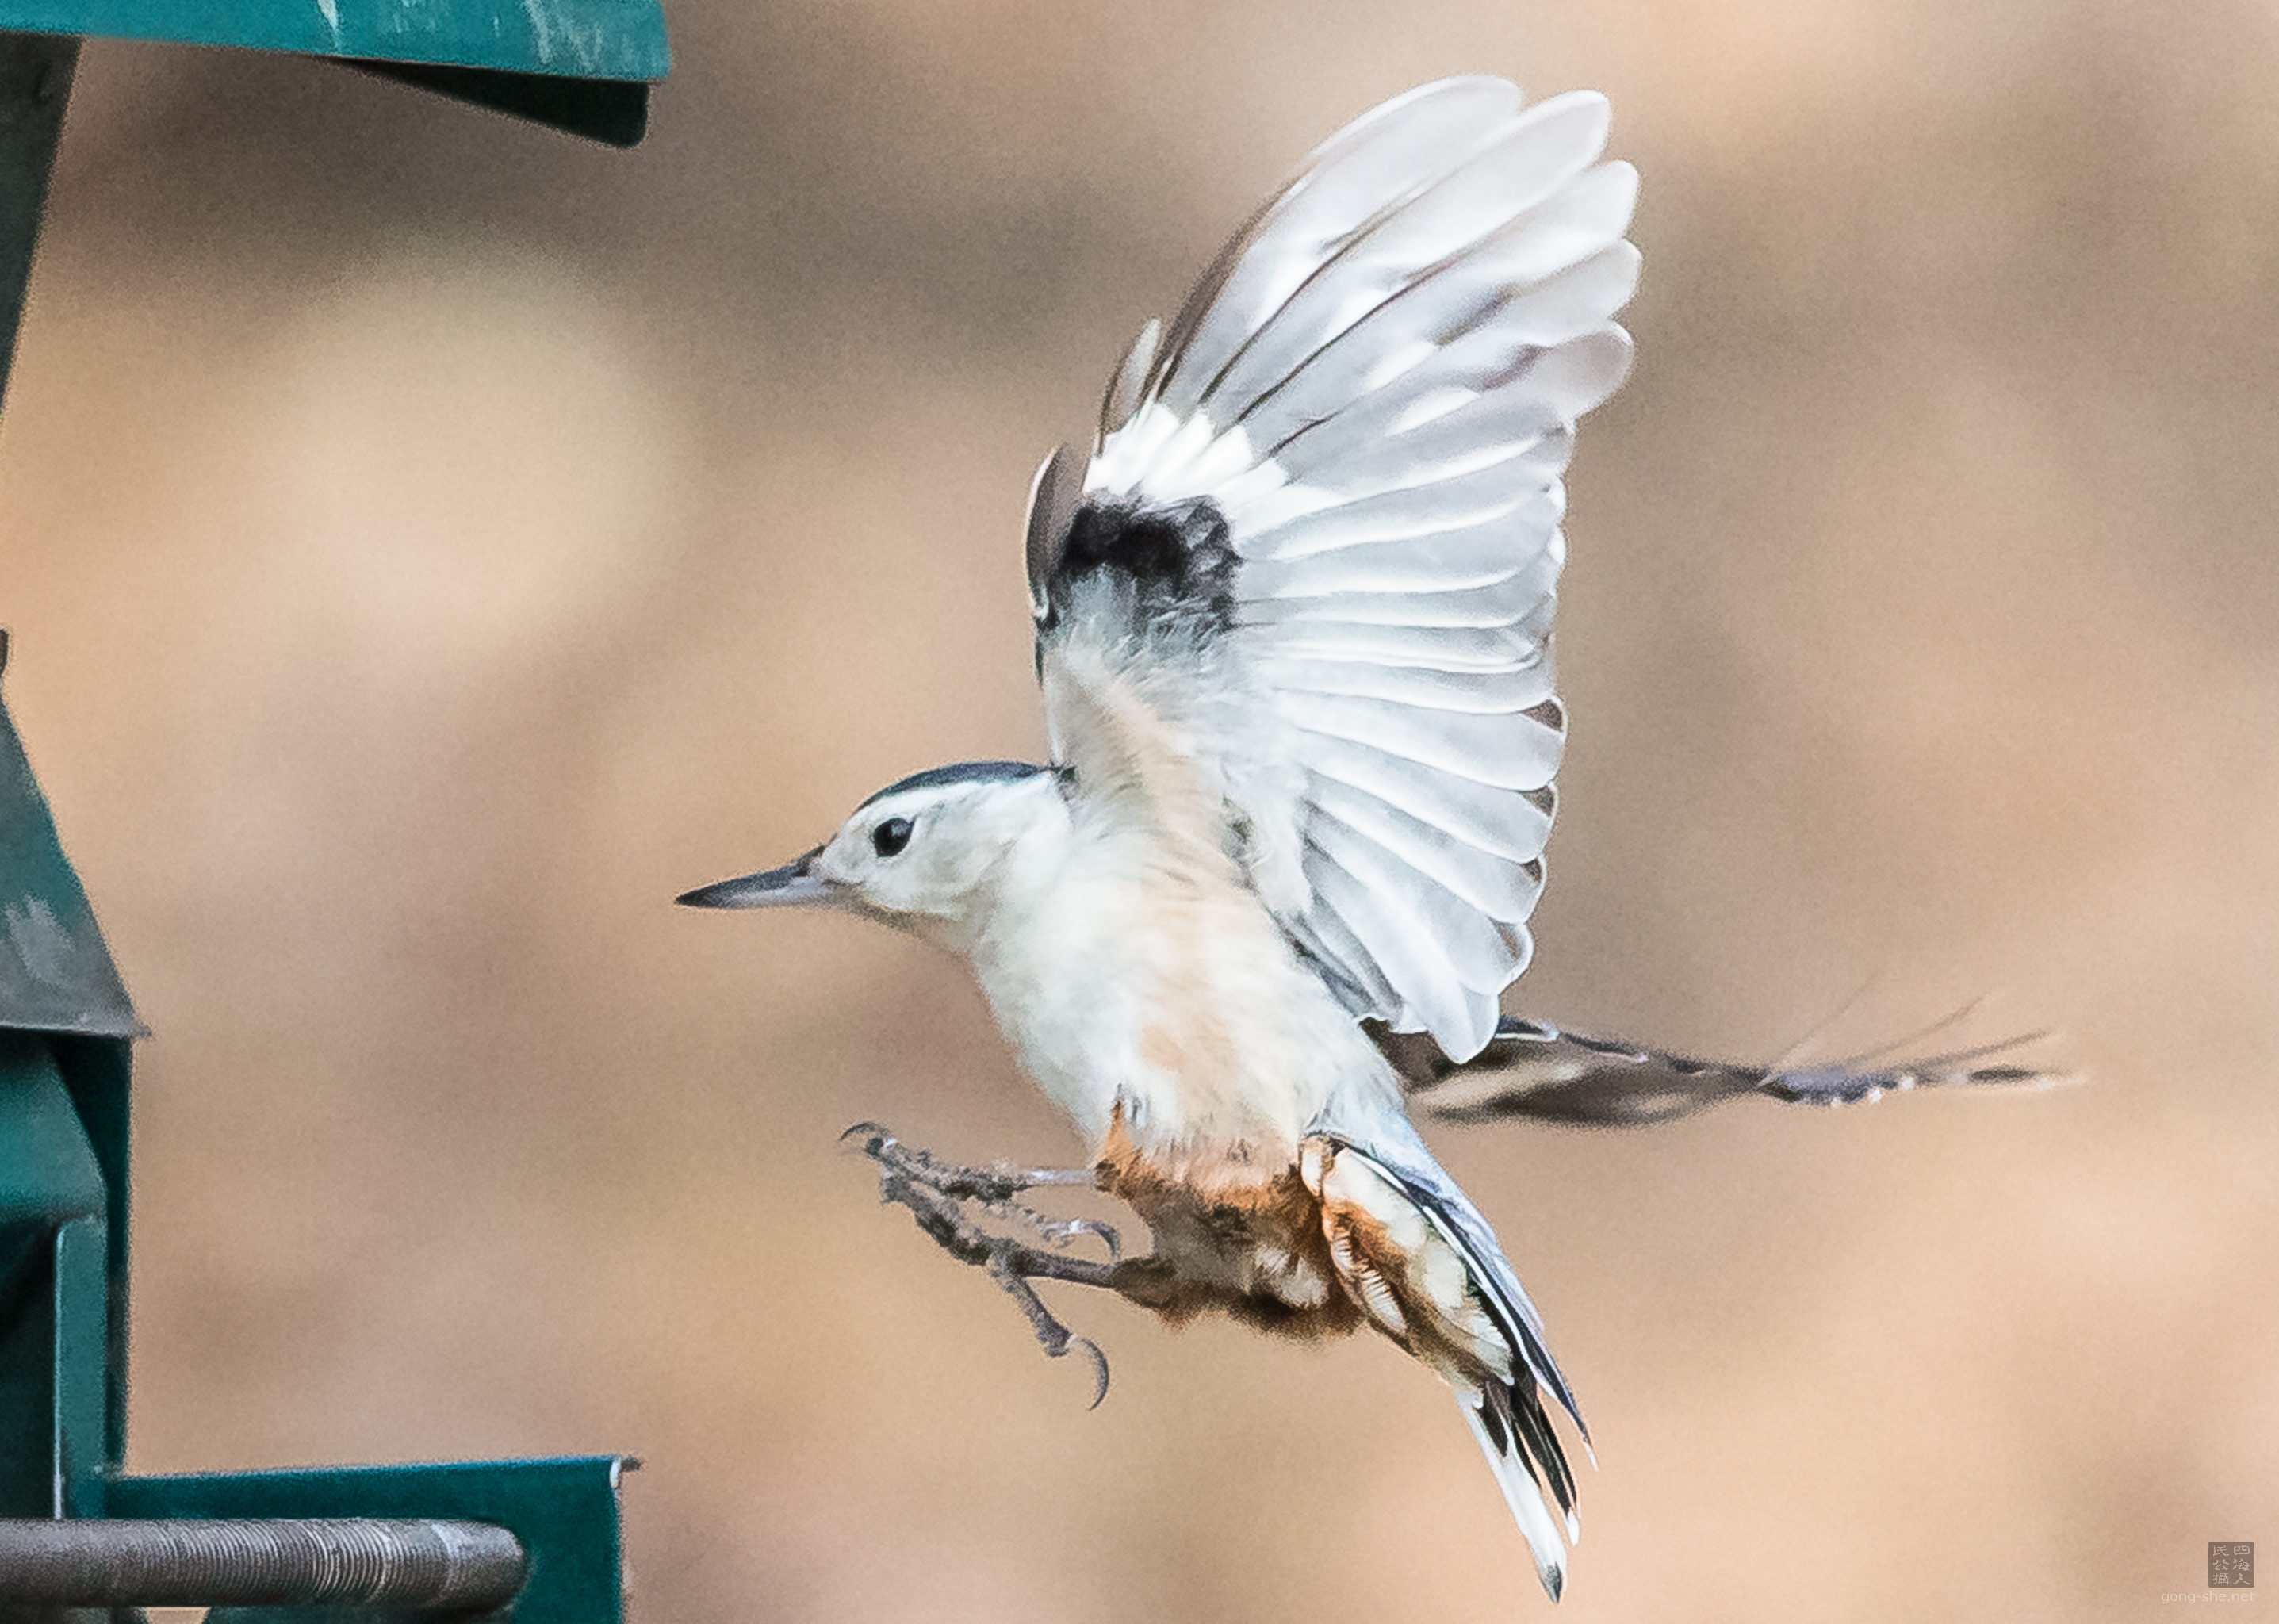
[0,634,143,1039]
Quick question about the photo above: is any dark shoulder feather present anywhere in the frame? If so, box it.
[1025,446,1241,672]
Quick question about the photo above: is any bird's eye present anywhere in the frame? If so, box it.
[872,817,914,858]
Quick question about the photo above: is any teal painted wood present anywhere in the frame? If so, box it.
[0,657,136,1527]
[111,1457,634,1624]
[342,58,649,147]
[0,36,69,416]
[47,1034,129,1476]
[0,1037,110,1520]
[0,0,667,79]
[50,1218,106,1518]
[0,643,141,1041]
[0,1037,105,1227]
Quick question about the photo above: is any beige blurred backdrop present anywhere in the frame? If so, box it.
[6,1,2277,1618]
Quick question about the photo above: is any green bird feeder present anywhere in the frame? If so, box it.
[3,639,643,1624]
[0,0,670,410]
[0,0,665,1608]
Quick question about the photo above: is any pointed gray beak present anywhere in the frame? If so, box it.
[676,845,840,909]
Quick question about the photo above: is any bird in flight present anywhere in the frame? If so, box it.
[680,76,2043,1602]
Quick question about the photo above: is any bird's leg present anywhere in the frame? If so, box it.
[843,1123,1151,1406]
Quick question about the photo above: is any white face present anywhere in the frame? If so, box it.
[818,775,1063,921]
[679,765,1070,941]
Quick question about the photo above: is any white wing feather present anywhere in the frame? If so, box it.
[1054,75,1637,1060]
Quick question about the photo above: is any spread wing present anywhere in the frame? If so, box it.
[1028,77,1638,1061]
[1387,1016,2065,1126]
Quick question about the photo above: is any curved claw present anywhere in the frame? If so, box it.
[1067,1335,1111,1410]
[1004,1211,1124,1260]
[1067,1217,1122,1262]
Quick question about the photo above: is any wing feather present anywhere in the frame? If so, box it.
[1237,186,1638,460]
[1303,838,1484,1044]
[1204,94,1619,423]
[1243,525,1563,607]
[1150,79,1530,419]
[1240,466,1563,563]
[1298,733,1556,863]
[1289,695,1564,790]
[1252,619,1551,672]
[1262,657,1552,714]
[1247,577,1557,632]
[1034,76,1637,1058]
[1291,899,1405,1014]
[1307,776,1547,922]
[1271,324,1630,484]
[1307,811,1530,997]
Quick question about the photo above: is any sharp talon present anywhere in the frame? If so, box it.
[1072,1336,1111,1408]
[992,1206,1120,1259]
[1073,1218,1121,1261]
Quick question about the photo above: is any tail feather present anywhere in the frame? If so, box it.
[1461,1383,1570,1601]
[1305,1120,1584,1601]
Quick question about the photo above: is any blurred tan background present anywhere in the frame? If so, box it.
[6,0,2277,1618]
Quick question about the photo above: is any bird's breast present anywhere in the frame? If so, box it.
[975,871,1369,1168]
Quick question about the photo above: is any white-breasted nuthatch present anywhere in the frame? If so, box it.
[682,77,1637,1602]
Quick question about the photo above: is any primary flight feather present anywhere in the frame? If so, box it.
[682,76,1637,1603]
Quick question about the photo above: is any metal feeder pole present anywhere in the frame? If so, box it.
[0,1517,527,1611]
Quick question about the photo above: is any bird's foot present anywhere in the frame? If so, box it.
[839,1123,1120,1253]
[843,1123,1126,1406]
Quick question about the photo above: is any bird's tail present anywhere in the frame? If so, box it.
[1457,1379,1576,1602]
[1304,1125,1584,1601]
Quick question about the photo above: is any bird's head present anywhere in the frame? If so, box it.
[677,760,1067,944]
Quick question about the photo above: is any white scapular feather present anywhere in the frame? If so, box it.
[1290,695,1563,789]
[1240,519,1563,603]
[1297,733,1555,861]
[1307,812,1530,994]
[1259,656,1553,714]
[1302,841,1486,1047]
[1055,75,1636,1062]
[1239,466,1562,565]
[1305,775,1547,921]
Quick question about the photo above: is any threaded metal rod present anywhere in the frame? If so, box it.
[0,1517,527,1609]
